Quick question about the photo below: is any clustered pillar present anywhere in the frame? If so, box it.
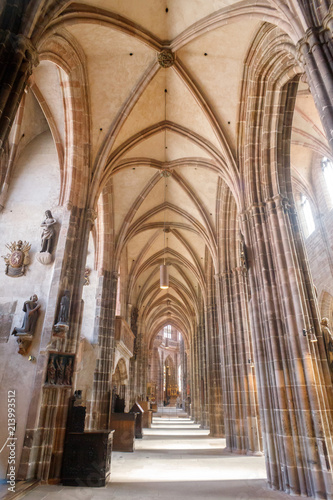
[242,197,333,497]
[206,265,224,437]
[88,270,118,430]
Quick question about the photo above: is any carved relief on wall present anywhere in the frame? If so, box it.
[45,353,74,386]
[2,240,31,277]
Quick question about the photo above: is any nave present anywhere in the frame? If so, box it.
[20,410,291,500]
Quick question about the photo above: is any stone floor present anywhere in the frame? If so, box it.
[16,410,291,500]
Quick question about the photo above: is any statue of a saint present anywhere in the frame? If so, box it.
[321,317,333,382]
[12,295,40,336]
[64,358,73,385]
[57,290,70,325]
[47,357,56,385]
[12,295,40,354]
[40,210,56,254]
[56,357,65,385]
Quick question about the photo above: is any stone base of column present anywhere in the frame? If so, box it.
[247,450,264,457]
[209,430,225,438]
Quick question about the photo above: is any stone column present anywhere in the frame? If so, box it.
[241,196,333,498]
[297,18,333,151]
[0,11,39,150]
[180,339,186,408]
[128,355,136,407]
[215,269,261,454]
[232,267,261,454]
[205,274,224,436]
[134,320,148,400]
[18,204,93,481]
[160,348,165,405]
[88,269,118,430]
[191,325,200,422]
[184,347,191,414]
[198,314,209,428]
[219,270,242,451]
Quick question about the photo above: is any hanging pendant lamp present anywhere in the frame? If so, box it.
[160,262,169,289]
[160,90,169,290]
[160,172,169,289]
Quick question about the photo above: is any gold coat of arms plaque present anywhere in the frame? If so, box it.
[2,240,31,277]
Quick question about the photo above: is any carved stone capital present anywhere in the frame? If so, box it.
[296,24,331,62]
[246,202,266,217]
[65,200,73,212]
[2,32,39,72]
[158,49,175,68]
[233,266,247,277]
[86,208,97,225]
[111,270,119,282]
[323,5,333,33]
[220,271,232,282]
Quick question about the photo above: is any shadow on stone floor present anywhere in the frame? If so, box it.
[120,448,241,457]
[19,479,292,500]
[106,479,293,500]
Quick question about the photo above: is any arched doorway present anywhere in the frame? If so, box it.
[112,358,128,409]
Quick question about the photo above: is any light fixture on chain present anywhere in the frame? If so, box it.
[160,170,170,289]
[160,87,170,290]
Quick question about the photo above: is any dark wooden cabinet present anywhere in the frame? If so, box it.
[61,430,114,487]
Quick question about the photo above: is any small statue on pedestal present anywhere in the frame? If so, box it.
[64,357,73,385]
[11,295,40,354]
[46,357,56,385]
[36,210,56,265]
[321,317,333,383]
[56,356,65,385]
[53,290,70,336]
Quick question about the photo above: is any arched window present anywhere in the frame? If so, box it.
[322,157,333,206]
[163,324,171,339]
[301,194,315,237]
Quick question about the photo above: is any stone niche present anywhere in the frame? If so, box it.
[0,301,17,343]
[45,352,75,386]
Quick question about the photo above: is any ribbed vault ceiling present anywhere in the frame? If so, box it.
[27,0,327,341]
